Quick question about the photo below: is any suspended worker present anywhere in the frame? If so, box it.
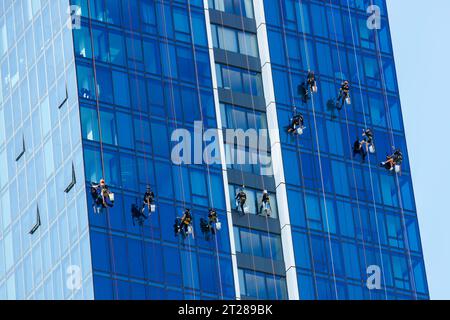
[235,186,248,215]
[175,209,193,237]
[380,149,403,172]
[259,190,272,216]
[142,186,155,214]
[307,71,318,94]
[336,80,350,110]
[200,209,220,239]
[208,208,219,234]
[361,128,376,154]
[353,139,367,162]
[131,203,147,226]
[90,179,114,214]
[287,113,305,136]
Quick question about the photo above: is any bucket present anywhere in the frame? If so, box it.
[346,96,351,105]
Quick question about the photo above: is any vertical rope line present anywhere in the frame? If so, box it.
[367,0,418,299]
[186,0,224,299]
[344,0,388,299]
[297,0,339,299]
[160,0,196,300]
[235,0,279,300]
[86,0,119,299]
[327,0,371,299]
[278,0,320,298]
[216,8,260,299]
[124,0,154,300]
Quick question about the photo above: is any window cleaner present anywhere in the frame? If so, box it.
[336,80,351,110]
[90,179,114,214]
[142,186,156,214]
[259,190,272,217]
[380,149,403,173]
[235,186,249,215]
[287,114,306,136]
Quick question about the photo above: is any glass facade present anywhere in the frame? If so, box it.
[71,0,235,300]
[0,0,93,299]
[0,0,428,300]
[262,0,428,299]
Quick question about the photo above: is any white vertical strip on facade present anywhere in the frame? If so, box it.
[253,0,300,300]
[202,0,242,300]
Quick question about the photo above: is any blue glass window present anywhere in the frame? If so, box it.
[211,24,259,58]
[215,64,263,96]
[234,226,283,260]
[238,268,287,300]
[208,0,254,19]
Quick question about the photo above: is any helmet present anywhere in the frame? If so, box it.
[100,179,105,185]
[263,190,268,194]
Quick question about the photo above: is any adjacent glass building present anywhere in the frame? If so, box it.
[0,0,428,300]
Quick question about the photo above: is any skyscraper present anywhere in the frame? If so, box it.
[0,0,428,300]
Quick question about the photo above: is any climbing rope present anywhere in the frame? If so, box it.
[186,0,225,299]
[160,0,197,299]
[86,0,119,299]
[298,0,339,299]
[235,0,281,300]
[216,8,262,299]
[344,0,389,299]
[367,0,418,299]
[327,0,372,299]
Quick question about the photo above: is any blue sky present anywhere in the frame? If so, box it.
[387,0,450,299]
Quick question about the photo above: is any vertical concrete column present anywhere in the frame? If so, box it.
[202,0,241,300]
[252,0,300,300]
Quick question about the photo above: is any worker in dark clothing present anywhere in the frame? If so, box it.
[307,71,318,93]
[380,149,403,172]
[91,179,114,214]
[235,187,248,215]
[361,129,375,153]
[200,209,221,240]
[142,186,155,214]
[353,139,367,162]
[259,190,272,216]
[180,209,193,236]
[336,80,350,110]
[287,114,305,135]
[208,208,218,233]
